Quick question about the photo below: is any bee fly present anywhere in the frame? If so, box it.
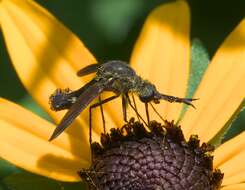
[49,60,197,143]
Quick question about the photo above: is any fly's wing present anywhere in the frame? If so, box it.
[49,81,104,141]
[77,64,100,77]
[71,79,97,98]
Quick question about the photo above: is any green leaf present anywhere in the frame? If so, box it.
[18,95,51,122]
[90,0,143,42]
[0,159,20,179]
[2,173,60,190]
[187,38,210,98]
[61,182,86,190]
[2,172,86,190]
[178,38,210,122]
[0,183,7,190]
[224,107,245,141]
[209,101,245,147]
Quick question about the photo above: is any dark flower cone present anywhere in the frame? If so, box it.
[79,119,223,190]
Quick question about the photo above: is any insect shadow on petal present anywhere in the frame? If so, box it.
[49,60,197,145]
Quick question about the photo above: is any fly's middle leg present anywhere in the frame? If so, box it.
[125,93,148,127]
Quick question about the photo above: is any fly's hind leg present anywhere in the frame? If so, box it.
[89,95,119,146]
[98,96,106,134]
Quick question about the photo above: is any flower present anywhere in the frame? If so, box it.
[0,0,244,189]
[82,120,224,189]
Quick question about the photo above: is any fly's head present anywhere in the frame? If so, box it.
[138,81,198,107]
[138,82,161,104]
[49,88,77,111]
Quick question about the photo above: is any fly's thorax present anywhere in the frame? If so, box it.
[96,60,136,80]
[94,62,140,94]
[106,75,140,94]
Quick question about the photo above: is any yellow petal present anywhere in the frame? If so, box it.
[215,149,245,180]
[222,171,245,186]
[180,19,245,141]
[221,183,245,190]
[0,0,96,121]
[0,0,116,138]
[0,98,89,181]
[214,131,245,167]
[214,133,245,185]
[105,1,191,125]
[129,0,190,122]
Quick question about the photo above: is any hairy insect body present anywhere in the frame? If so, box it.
[95,61,137,94]
[95,61,156,101]
[49,60,196,141]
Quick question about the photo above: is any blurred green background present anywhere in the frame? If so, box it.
[0,0,244,189]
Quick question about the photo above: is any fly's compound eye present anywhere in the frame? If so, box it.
[49,88,76,111]
[139,82,159,103]
[139,87,155,103]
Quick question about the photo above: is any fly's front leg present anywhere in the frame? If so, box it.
[149,102,165,123]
